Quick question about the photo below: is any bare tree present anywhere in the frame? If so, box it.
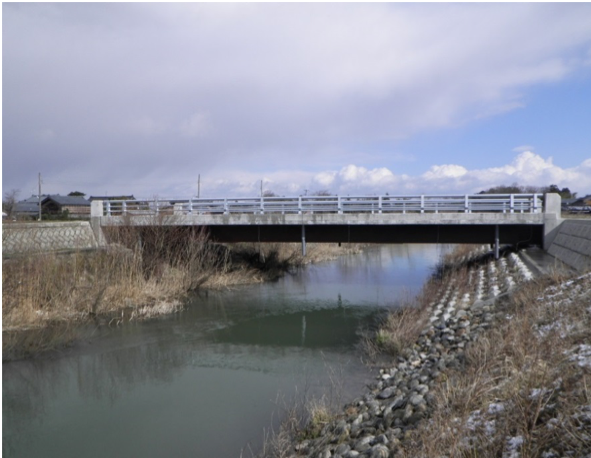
[3,189,20,217]
[311,189,333,196]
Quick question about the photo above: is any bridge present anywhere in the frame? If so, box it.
[90,193,562,258]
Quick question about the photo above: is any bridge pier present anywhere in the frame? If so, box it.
[301,225,306,256]
[494,225,500,260]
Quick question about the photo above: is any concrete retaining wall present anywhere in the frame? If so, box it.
[2,221,99,256]
[547,219,591,272]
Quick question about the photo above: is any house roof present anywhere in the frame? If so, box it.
[14,202,40,214]
[42,195,90,206]
[88,195,135,201]
[567,195,591,206]
[21,195,47,203]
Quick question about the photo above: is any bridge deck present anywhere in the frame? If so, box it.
[91,193,557,248]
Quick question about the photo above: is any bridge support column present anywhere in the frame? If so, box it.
[301,225,306,256]
[494,225,499,260]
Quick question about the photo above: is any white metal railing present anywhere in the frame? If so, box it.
[97,194,544,217]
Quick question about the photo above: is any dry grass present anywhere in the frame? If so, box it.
[2,225,229,358]
[399,271,591,457]
[2,225,366,359]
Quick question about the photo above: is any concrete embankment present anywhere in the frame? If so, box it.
[2,221,99,256]
[547,219,591,272]
[292,249,543,457]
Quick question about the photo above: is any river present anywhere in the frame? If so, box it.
[2,244,450,458]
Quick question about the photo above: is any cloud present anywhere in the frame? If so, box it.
[2,3,591,197]
[513,145,535,153]
[34,128,57,143]
[196,152,591,198]
[179,112,213,138]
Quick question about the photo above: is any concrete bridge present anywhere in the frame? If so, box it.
[91,193,562,259]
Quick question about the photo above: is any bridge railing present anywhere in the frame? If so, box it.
[97,194,543,217]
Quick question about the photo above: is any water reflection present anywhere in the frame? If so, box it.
[3,244,451,458]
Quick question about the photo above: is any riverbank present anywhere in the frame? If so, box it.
[267,247,591,457]
[2,230,364,360]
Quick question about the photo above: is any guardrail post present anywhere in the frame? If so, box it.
[106,200,111,216]
[122,201,127,215]
[224,199,228,215]
[420,195,425,214]
[378,196,382,214]
[260,197,264,215]
[337,196,342,214]
[189,198,193,215]
[298,196,302,215]
[465,195,469,213]
[510,194,514,214]
[532,194,538,213]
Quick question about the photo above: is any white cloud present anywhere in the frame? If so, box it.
[513,145,535,153]
[195,152,591,198]
[422,164,468,180]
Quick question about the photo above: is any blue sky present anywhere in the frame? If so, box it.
[2,3,591,199]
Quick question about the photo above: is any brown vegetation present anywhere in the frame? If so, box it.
[400,271,591,457]
[2,223,365,359]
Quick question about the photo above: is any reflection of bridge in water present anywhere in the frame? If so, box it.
[91,193,562,259]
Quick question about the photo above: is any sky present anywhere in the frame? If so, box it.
[2,2,591,200]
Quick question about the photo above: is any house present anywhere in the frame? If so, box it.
[41,195,91,217]
[13,195,47,219]
[565,195,591,214]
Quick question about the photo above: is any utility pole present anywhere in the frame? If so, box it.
[38,172,42,221]
[197,174,200,199]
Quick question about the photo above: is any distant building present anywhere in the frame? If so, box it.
[564,195,591,214]
[88,195,135,201]
[41,195,91,217]
[13,195,47,219]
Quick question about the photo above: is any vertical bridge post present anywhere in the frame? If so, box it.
[301,224,306,256]
[494,225,500,260]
